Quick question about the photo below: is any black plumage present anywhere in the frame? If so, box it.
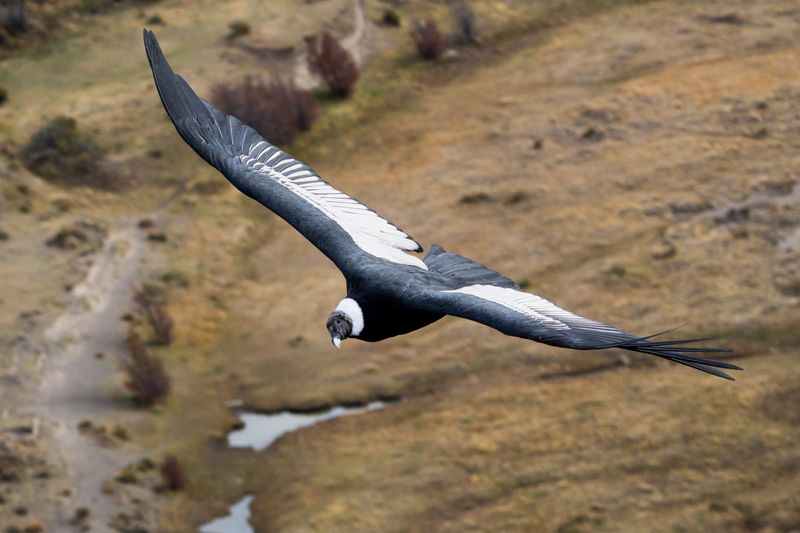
[144,30,740,380]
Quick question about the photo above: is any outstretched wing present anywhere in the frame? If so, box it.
[144,30,425,273]
[414,248,739,380]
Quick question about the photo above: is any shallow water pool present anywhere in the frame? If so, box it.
[198,495,254,533]
[227,401,386,452]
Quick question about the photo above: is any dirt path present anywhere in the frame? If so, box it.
[340,0,371,66]
[36,217,151,531]
[294,0,372,89]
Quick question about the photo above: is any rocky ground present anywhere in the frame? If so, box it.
[1,0,799,531]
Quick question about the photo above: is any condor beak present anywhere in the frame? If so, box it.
[332,336,342,348]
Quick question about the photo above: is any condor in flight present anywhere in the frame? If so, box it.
[144,30,739,380]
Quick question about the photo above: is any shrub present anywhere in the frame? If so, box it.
[135,288,174,345]
[227,20,250,40]
[451,1,479,45]
[145,13,164,25]
[459,192,491,204]
[0,0,28,36]
[20,116,116,189]
[121,328,171,406]
[80,0,162,15]
[46,226,88,250]
[80,0,103,14]
[305,32,359,98]
[381,8,401,27]
[212,76,318,146]
[159,454,187,491]
[410,18,445,60]
[160,269,189,288]
[70,507,90,526]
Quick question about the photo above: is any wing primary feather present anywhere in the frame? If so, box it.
[145,29,426,268]
[144,30,217,158]
[427,282,740,380]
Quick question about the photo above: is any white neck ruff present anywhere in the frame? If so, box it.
[335,298,364,336]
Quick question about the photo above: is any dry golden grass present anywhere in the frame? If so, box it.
[152,1,800,531]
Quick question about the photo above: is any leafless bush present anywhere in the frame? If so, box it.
[451,1,479,45]
[305,32,359,98]
[121,328,170,406]
[410,18,445,60]
[159,454,187,491]
[136,289,174,345]
[213,76,318,146]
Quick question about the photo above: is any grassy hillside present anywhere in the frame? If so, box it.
[1,0,799,531]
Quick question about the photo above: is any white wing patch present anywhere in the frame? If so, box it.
[239,141,426,270]
[443,285,622,333]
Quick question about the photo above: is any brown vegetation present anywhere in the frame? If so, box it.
[144,13,163,25]
[45,220,105,250]
[381,8,401,27]
[159,454,187,492]
[135,288,174,345]
[1,0,160,50]
[79,0,161,15]
[305,31,359,98]
[121,328,170,406]
[227,20,250,40]
[45,226,88,250]
[410,18,445,60]
[0,0,28,44]
[212,76,318,146]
